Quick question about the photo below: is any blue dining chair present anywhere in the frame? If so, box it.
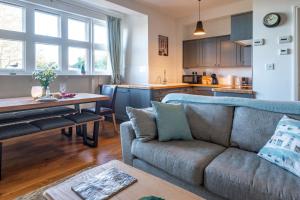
[82,85,118,134]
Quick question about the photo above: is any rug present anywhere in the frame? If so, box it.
[15,166,94,200]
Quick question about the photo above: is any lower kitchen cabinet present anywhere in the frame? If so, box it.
[213,91,254,98]
[115,87,192,121]
[115,88,151,121]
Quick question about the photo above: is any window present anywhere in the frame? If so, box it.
[68,19,88,42]
[0,2,24,32]
[94,24,107,45]
[35,11,60,37]
[94,50,108,72]
[0,39,23,70]
[0,1,110,75]
[35,43,59,69]
[68,47,87,71]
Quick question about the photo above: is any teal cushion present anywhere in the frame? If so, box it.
[151,101,193,142]
[258,115,300,177]
[126,107,157,142]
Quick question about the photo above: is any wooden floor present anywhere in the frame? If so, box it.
[0,121,122,200]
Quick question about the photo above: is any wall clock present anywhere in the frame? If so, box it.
[263,13,281,28]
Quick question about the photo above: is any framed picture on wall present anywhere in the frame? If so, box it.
[158,35,168,56]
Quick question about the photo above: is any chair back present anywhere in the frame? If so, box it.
[98,85,118,112]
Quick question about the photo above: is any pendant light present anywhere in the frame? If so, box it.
[194,0,206,36]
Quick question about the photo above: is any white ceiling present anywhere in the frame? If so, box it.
[134,0,239,18]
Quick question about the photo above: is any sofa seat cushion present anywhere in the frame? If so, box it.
[204,148,300,200]
[131,140,225,185]
[0,123,40,140]
[30,117,74,130]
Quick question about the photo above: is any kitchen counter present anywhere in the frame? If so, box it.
[117,83,221,90]
[115,83,253,94]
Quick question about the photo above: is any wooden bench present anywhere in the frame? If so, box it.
[0,111,104,180]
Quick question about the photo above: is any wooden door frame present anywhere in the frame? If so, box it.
[294,6,300,100]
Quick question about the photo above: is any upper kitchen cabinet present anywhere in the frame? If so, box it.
[237,45,252,66]
[202,37,218,67]
[183,40,201,68]
[218,36,238,67]
[230,12,253,42]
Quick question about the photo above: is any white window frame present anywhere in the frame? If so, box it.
[0,0,110,75]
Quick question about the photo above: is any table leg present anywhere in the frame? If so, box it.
[0,142,2,180]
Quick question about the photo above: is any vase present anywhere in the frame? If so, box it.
[43,86,51,97]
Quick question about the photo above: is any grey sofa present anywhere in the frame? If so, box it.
[120,94,300,200]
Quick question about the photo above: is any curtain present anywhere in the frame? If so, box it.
[107,16,121,84]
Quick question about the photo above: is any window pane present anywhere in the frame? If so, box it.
[0,3,24,32]
[68,47,87,71]
[94,50,108,71]
[68,19,88,41]
[35,11,60,37]
[36,44,59,69]
[0,39,23,69]
[94,24,107,45]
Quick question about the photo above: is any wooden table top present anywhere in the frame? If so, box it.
[44,160,203,200]
[0,93,109,113]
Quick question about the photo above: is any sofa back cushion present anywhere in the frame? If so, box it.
[231,107,300,152]
[184,103,234,147]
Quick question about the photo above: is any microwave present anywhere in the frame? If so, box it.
[182,75,201,84]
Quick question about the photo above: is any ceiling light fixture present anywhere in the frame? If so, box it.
[194,0,206,36]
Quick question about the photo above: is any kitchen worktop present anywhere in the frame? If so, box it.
[114,83,253,94]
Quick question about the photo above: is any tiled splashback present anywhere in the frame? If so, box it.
[183,67,253,85]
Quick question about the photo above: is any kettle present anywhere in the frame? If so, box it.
[211,74,218,85]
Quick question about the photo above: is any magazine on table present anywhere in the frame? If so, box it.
[71,168,137,200]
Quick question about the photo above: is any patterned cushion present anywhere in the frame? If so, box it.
[258,115,300,177]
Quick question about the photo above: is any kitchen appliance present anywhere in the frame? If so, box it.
[183,75,201,84]
[211,74,218,85]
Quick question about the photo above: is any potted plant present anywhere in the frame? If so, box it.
[33,66,57,97]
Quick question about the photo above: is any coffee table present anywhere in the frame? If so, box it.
[43,160,204,200]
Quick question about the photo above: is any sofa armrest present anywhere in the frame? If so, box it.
[120,121,136,165]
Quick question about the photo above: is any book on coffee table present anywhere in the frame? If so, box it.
[71,168,137,200]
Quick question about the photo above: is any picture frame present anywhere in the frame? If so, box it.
[158,35,168,56]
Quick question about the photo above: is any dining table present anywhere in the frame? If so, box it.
[0,93,110,114]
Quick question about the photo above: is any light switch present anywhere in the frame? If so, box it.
[279,36,292,44]
[265,64,275,71]
[279,48,290,55]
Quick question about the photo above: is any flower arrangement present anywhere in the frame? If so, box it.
[32,66,57,93]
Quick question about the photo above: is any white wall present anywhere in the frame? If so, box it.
[253,0,300,101]
[0,75,110,98]
[104,0,179,84]
[174,0,253,85]
[123,14,149,84]
[183,16,231,41]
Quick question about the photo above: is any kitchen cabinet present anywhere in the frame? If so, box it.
[115,87,191,121]
[213,91,254,98]
[237,45,252,66]
[218,36,238,67]
[230,12,253,41]
[183,40,201,68]
[201,37,218,67]
[192,87,214,96]
[183,35,252,68]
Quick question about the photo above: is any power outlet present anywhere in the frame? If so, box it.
[265,64,275,71]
